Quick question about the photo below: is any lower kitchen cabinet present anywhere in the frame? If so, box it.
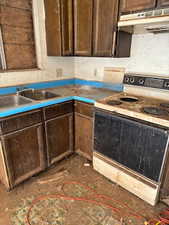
[1,125,45,189]
[0,110,46,190]
[45,114,73,166]
[0,100,94,190]
[44,101,74,166]
[74,101,93,160]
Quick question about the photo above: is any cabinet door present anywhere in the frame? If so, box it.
[45,114,73,166]
[75,114,93,160]
[60,0,73,55]
[93,0,119,57]
[2,124,45,189]
[157,0,169,7]
[120,0,156,13]
[74,0,93,56]
[44,0,62,56]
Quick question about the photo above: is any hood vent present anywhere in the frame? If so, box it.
[145,24,169,33]
[118,8,169,28]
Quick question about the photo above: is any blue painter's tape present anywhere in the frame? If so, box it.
[0,78,123,96]
[0,79,75,96]
[73,96,95,104]
[74,79,123,91]
[0,87,18,95]
[74,79,103,87]
[26,79,75,90]
[0,96,73,117]
[0,95,97,118]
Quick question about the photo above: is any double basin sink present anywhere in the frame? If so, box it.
[0,89,61,110]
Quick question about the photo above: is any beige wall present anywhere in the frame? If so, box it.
[74,32,169,81]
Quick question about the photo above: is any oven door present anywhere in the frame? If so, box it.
[94,109,169,182]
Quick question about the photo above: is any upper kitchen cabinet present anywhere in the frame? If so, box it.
[74,0,93,56]
[157,0,169,7]
[93,0,119,57]
[60,0,73,55]
[44,0,62,56]
[44,0,73,56]
[120,0,156,14]
[44,0,131,57]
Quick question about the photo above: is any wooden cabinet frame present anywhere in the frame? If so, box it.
[74,101,93,160]
[45,113,74,166]
[0,123,45,189]
[0,100,93,190]
[74,0,93,56]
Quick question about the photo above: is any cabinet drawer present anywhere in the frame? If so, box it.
[74,101,93,118]
[44,101,73,120]
[0,110,42,135]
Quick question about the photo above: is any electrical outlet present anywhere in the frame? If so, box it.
[94,69,97,77]
[56,68,63,77]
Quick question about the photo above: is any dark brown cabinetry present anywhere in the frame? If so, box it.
[44,0,62,56]
[60,0,73,55]
[74,0,93,56]
[120,0,156,13]
[74,101,93,160]
[93,0,119,57]
[44,0,73,56]
[44,0,131,57]
[157,0,169,7]
[44,101,74,166]
[0,110,45,190]
[0,100,94,190]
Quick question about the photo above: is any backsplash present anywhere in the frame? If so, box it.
[75,32,169,81]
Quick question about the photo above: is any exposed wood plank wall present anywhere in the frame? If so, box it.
[0,0,37,70]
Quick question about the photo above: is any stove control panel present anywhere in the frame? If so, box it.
[124,74,169,90]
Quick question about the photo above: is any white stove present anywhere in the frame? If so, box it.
[93,74,169,206]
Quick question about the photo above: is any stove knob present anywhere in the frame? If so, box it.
[130,77,135,83]
[139,79,144,85]
[125,77,130,83]
[164,82,169,88]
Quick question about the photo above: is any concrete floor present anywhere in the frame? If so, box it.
[0,155,166,225]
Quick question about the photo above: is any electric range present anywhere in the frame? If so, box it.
[94,73,169,206]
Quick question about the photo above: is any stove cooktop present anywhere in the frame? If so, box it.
[99,92,169,119]
[142,107,169,116]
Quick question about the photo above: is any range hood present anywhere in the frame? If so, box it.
[118,8,169,33]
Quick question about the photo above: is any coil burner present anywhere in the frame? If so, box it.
[106,100,122,106]
[120,97,138,103]
[142,107,169,116]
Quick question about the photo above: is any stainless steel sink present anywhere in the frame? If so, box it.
[0,95,33,109]
[18,89,61,101]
